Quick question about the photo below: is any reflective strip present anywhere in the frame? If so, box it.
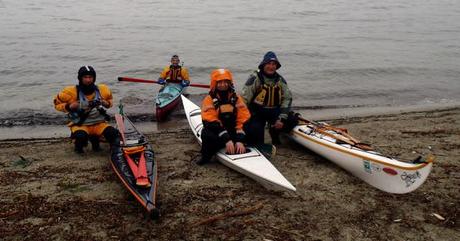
[218,130,228,137]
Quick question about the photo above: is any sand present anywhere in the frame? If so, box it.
[0,107,459,241]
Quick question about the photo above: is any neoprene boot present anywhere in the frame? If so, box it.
[269,127,281,145]
[89,136,101,152]
[73,130,88,154]
[196,154,212,165]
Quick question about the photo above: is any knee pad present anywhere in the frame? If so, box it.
[102,126,120,143]
[73,130,89,150]
[73,130,89,141]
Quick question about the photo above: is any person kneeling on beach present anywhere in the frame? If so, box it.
[197,69,251,165]
[53,66,120,154]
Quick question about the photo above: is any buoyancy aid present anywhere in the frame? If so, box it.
[253,72,283,108]
[211,91,238,130]
[67,85,110,126]
[167,65,183,83]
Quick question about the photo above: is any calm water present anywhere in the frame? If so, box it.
[1,0,460,127]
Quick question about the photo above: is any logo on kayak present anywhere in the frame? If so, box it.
[383,167,398,176]
[363,160,372,174]
[401,171,421,187]
[371,163,382,172]
[363,160,381,174]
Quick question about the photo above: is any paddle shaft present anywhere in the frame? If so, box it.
[298,116,373,150]
[118,77,210,89]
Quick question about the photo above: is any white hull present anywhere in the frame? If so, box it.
[290,124,433,194]
[181,95,296,192]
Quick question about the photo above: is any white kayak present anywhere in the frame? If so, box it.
[181,95,296,192]
[290,122,433,194]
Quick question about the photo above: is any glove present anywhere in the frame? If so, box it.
[181,80,190,87]
[88,99,102,108]
[158,78,166,85]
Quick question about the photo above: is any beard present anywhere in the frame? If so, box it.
[79,83,97,95]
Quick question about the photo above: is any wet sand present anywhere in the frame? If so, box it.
[0,107,459,241]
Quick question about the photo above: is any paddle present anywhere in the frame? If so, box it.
[118,76,210,89]
[297,115,373,150]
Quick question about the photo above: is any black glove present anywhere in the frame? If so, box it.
[88,100,102,108]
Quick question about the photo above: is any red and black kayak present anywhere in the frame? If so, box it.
[112,113,159,218]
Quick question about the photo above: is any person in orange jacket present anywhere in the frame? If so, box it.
[53,66,120,153]
[197,69,251,165]
[158,55,190,87]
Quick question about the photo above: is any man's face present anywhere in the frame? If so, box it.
[81,75,95,86]
[216,80,230,91]
[171,57,180,66]
[263,61,277,75]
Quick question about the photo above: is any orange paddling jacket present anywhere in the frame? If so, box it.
[159,65,190,83]
[201,69,250,143]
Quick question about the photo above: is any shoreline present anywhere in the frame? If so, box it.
[1,104,458,140]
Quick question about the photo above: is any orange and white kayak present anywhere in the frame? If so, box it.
[290,122,433,194]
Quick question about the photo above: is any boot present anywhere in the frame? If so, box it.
[269,127,281,145]
[74,145,84,154]
[195,154,212,165]
[73,130,88,154]
[89,136,101,152]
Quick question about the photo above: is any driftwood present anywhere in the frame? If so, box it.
[192,202,264,227]
[0,210,19,218]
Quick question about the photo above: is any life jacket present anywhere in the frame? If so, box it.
[253,71,283,108]
[211,91,238,130]
[167,65,183,83]
[67,85,110,126]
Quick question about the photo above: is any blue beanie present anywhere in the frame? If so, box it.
[258,51,281,70]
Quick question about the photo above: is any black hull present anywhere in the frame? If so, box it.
[112,114,159,213]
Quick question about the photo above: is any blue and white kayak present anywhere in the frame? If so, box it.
[155,83,185,121]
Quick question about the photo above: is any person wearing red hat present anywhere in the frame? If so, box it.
[53,66,120,153]
[198,69,251,165]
